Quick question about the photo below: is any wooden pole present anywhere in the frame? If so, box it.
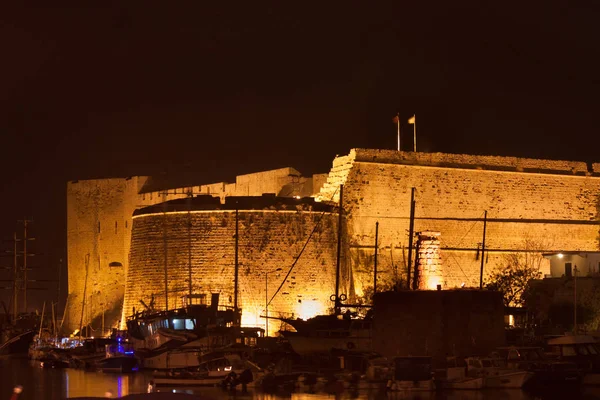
[335,185,344,314]
[234,206,239,312]
[479,211,488,289]
[163,196,169,312]
[374,222,379,296]
[408,188,416,289]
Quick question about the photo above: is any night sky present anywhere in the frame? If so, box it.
[1,2,599,311]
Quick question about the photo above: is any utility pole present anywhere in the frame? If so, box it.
[373,222,379,296]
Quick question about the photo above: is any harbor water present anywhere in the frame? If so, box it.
[1,357,599,400]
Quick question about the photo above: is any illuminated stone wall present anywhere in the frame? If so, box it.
[122,197,341,335]
[66,177,151,334]
[68,150,600,334]
[318,149,600,295]
[66,169,323,334]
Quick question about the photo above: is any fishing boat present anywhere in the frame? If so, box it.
[152,352,263,388]
[271,185,374,356]
[275,313,372,355]
[95,340,139,373]
[465,356,533,388]
[126,293,242,370]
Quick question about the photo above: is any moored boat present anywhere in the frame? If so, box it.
[126,293,241,370]
[546,334,600,385]
[95,341,139,373]
[153,352,262,388]
[465,356,533,388]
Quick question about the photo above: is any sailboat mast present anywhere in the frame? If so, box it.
[479,210,488,289]
[334,185,343,314]
[407,188,416,289]
[374,222,379,296]
[187,191,193,297]
[13,232,17,322]
[234,206,239,312]
[163,196,169,311]
[23,219,28,313]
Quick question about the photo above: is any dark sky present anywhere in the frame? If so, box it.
[1,2,599,310]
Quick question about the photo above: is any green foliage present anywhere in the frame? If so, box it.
[486,252,542,307]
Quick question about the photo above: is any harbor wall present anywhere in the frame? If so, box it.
[372,290,505,366]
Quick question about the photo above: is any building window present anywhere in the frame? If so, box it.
[125,220,128,229]
[98,222,101,233]
[109,261,123,267]
[115,221,118,234]
[565,263,572,278]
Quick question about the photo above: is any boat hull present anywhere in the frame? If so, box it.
[484,371,533,388]
[96,356,139,373]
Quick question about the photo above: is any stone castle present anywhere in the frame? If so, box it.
[66,149,600,335]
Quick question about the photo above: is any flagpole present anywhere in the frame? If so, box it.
[413,115,416,152]
[397,113,400,151]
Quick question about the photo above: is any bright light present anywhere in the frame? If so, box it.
[296,299,326,320]
[460,282,465,288]
[224,366,232,371]
[508,314,515,327]
[294,196,301,199]
[426,275,441,290]
[557,253,564,259]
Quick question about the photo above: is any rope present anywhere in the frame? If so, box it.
[267,186,340,308]
[438,211,486,281]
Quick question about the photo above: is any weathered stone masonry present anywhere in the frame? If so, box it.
[66,149,600,334]
[318,149,600,296]
[123,197,341,335]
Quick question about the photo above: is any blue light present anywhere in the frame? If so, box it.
[117,337,122,342]
[124,351,134,355]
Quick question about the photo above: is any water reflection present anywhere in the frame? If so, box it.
[3,358,600,400]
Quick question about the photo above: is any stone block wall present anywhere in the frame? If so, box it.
[66,177,147,333]
[123,203,340,335]
[318,149,600,295]
[66,178,189,333]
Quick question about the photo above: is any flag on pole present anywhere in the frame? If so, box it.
[392,115,399,124]
[408,115,415,124]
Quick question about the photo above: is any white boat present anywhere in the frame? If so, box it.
[466,356,533,388]
[153,353,263,388]
[437,366,484,390]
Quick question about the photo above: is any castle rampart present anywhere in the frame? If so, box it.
[67,149,600,335]
[123,196,341,334]
[318,149,600,297]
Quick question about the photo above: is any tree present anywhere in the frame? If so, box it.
[486,251,543,307]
